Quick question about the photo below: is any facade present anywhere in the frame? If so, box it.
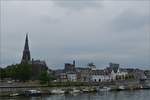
[106,63,128,80]
[89,70,110,82]
[64,61,75,73]
[32,59,48,79]
[59,73,68,82]
[76,67,91,82]
[53,70,77,82]
[53,69,67,82]
[53,62,149,83]
[144,70,150,78]
[127,68,146,80]
[67,73,77,82]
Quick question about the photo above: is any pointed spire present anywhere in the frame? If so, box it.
[21,33,31,63]
[24,33,29,50]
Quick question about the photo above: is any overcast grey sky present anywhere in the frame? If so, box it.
[0,0,150,69]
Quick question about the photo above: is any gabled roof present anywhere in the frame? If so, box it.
[106,66,119,73]
[112,66,119,73]
[90,70,107,75]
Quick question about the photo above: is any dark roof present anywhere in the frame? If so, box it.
[75,67,90,72]
[90,70,107,75]
[106,66,119,73]
[33,60,46,65]
[120,68,128,72]
[53,69,65,73]
[76,67,90,70]
[112,66,119,73]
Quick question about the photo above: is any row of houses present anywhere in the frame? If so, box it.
[52,62,138,82]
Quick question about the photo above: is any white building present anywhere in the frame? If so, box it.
[108,63,128,80]
[89,70,111,82]
[67,73,77,82]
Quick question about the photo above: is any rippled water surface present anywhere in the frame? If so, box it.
[1,90,150,100]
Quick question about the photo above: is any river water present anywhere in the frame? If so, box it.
[1,90,150,100]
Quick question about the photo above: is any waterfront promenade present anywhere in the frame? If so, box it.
[0,79,150,97]
[1,89,150,100]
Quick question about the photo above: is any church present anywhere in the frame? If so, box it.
[21,34,48,80]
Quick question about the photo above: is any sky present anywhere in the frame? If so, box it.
[0,0,150,69]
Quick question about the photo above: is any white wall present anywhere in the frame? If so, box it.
[90,75,110,82]
[67,74,77,82]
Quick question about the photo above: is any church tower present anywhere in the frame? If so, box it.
[21,34,31,63]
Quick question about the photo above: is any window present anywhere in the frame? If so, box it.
[99,79,101,82]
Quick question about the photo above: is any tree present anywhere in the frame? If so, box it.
[5,64,17,79]
[39,70,49,84]
[16,63,32,81]
[0,68,6,80]
[1,63,32,81]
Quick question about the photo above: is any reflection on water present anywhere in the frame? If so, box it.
[1,90,150,100]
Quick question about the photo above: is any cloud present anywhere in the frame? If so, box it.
[111,10,150,33]
[40,16,60,24]
[0,0,150,69]
[51,0,102,11]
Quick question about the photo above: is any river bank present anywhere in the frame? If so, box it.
[0,84,150,97]
[0,79,150,97]
[1,90,150,100]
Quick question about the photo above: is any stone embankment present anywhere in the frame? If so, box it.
[0,79,150,97]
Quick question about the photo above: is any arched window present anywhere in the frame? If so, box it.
[99,79,101,82]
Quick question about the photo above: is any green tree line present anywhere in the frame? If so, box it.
[0,63,56,83]
[0,63,32,81]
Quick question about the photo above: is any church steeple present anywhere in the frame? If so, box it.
[24,33,29,50]
[21,33,31,63]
